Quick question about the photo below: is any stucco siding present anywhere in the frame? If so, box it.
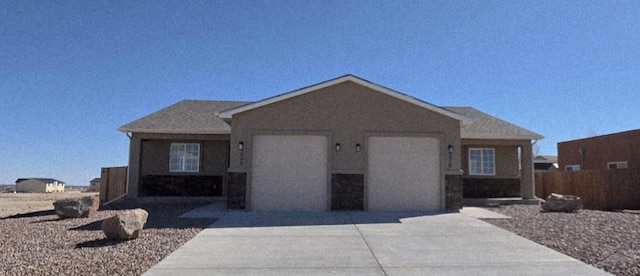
[228,81,461,174]
[128,133,230,197]
[140,139,229,176]
[461,139,529,178]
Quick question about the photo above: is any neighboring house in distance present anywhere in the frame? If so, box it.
[15,178,65,193]
[119,75,543,211]
[558,129,640,171]
[89,178,100,192]
[534,155,558,172]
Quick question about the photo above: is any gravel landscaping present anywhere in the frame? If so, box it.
[3,200,639,275]
[0,202,216,276]
[484,204,640,276]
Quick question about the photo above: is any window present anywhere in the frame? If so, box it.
[607,161,628,169]
[469,148,495,175]
[565,165,581,172]
[170,143,200,172]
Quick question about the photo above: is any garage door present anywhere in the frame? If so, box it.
[367,136,440,211]
[251,135,328,211]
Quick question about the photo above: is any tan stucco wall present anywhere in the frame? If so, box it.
[140,139,229,175]
[461,141,521,178]
[461,138,536,199]
[127,133,230,197]
[461,139,535,178]
[228,81,461,174]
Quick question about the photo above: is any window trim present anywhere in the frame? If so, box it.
[169,143,201,173]
[468,148,496,176]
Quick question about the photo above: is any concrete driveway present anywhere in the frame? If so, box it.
[144,208,609,275]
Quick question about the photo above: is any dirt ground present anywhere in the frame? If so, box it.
[0,191,99,218]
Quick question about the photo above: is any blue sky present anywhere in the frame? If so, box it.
[1,1,639,185]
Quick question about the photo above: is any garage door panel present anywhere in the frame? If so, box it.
[252,135,328,211]
[368,136,440,211]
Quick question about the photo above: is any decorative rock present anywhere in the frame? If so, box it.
[102,209,149,240]
[87,195,100,217]
[541,193,583,212]
[53,195,100,218]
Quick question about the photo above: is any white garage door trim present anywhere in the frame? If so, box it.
[251,135,328,211]
[367,136,441,211]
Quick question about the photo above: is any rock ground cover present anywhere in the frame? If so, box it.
[484,204,640,276]
[2,197,639,275]
[0,202,215,276]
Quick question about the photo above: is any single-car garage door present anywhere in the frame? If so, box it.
[251,135,328,211]
[367,136,441,211]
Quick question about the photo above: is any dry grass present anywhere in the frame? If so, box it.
[0,191,98,218]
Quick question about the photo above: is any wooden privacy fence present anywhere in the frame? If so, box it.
[535,169,640,210]
[100,166,128,203]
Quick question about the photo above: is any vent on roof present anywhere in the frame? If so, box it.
[607,161,628,169]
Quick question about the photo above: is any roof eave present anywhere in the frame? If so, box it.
[218,75,473,124]
[117,128,232,135]
[462,135,545,140]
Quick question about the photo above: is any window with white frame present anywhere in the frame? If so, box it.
[469,148,495,175]
[169,143,200,172]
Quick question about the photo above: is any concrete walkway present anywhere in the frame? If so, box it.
[145,208,609,275]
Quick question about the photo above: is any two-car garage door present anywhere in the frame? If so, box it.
[251,135,441,211]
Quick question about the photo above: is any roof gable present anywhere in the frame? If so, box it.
[119,100,250,134]
[444,107,544,140]
[218,75,472,125]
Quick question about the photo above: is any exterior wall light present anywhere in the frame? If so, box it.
[335,143,341,152]
[238,141,244,151]
[355,143,362,152]
[448,145,454,154]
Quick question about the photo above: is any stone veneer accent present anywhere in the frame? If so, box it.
[463,178,521,198]
[226,172,247,209]
[331,174,364,211]
[445,174,463,210]
[139,175,223,196]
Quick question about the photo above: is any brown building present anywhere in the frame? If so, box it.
[558,129,640,171]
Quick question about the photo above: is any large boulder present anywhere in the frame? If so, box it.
[541,193,583,212]
[102,209,149,240]
[53,195,100,218]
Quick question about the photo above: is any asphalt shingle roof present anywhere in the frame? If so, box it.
[444,107,544,140]
[119,101,542,141]
[118,100,250,134]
